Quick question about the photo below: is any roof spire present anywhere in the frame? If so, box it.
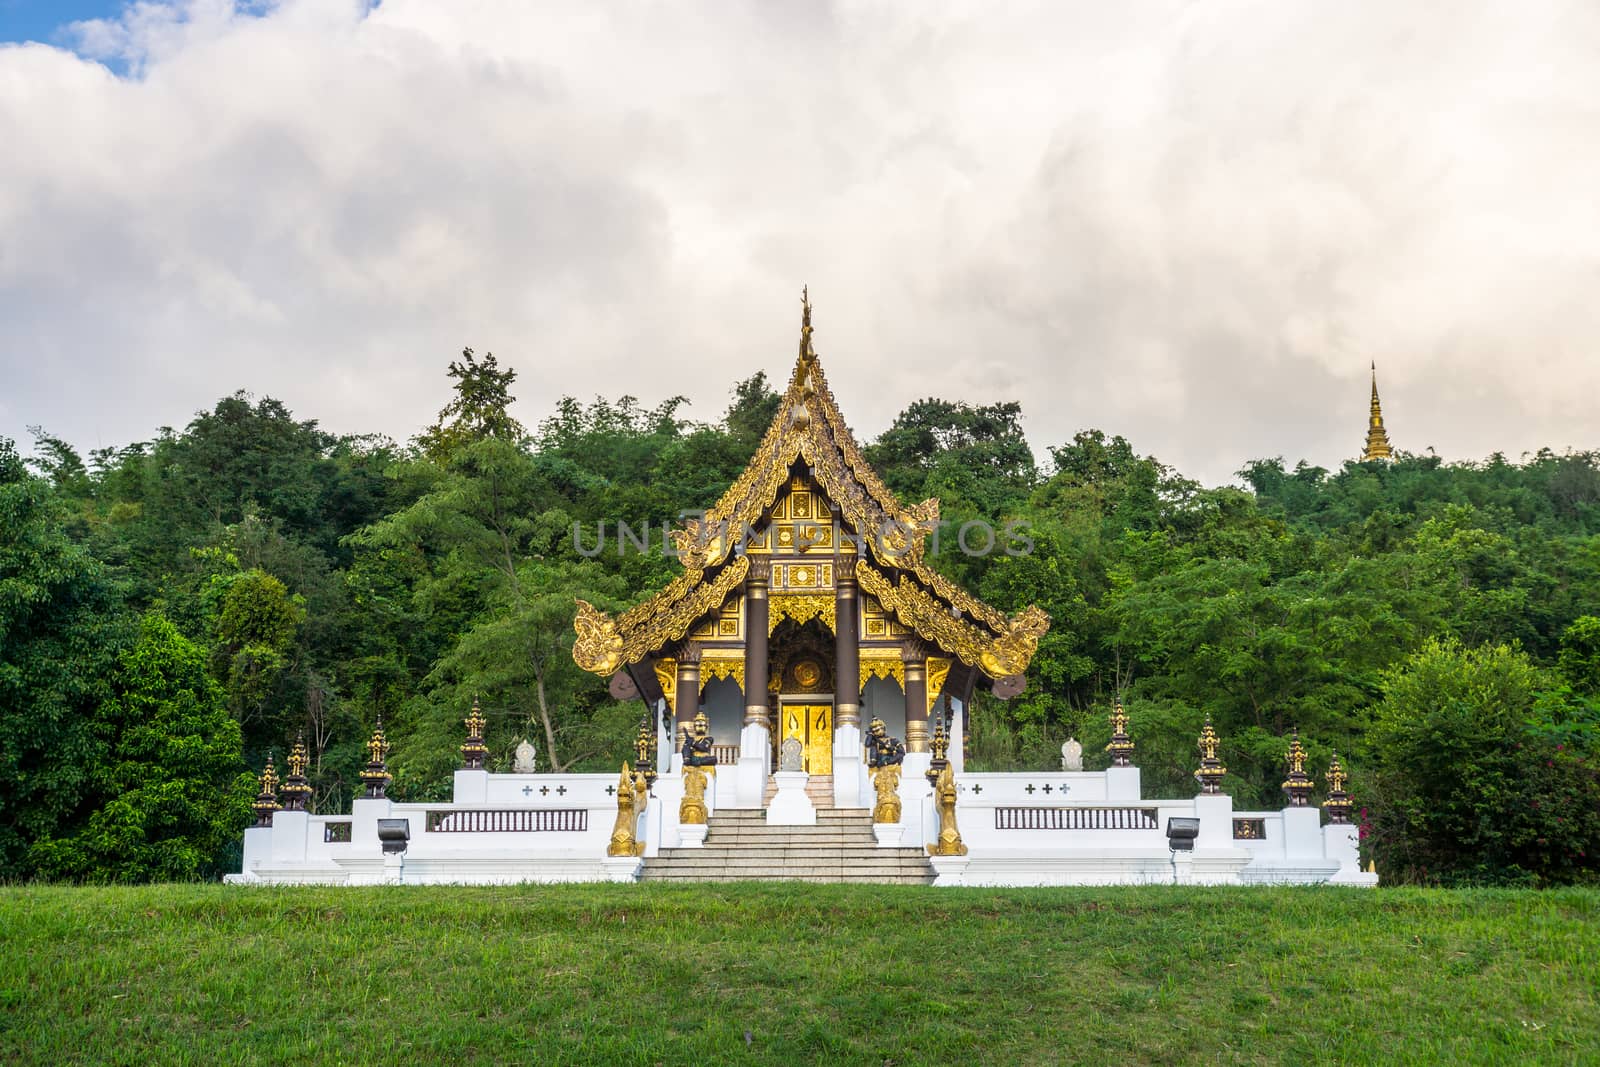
[1362,361,1393,462]
[797,286,817,367]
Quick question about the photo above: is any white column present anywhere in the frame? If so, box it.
[239,825,272,878]
[832,721,863,808]
[1323,822,1378,885]
[453,768,489,805]
[1193,793,1233,850]
[270,809,309,863]
[1282,806,1324,860]
[1105,765,1143,803]
[948,701,965,775]
[898,752,933,848]
[735,722,771,809]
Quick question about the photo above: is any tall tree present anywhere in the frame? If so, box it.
[0,439,130,876]
[30,614,255,882]
[416,348,525,460]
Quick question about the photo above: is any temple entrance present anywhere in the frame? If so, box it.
[779,700,833,774]
[769,620,836,775]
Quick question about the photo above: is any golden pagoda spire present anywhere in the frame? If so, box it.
[1362,361,1393,462]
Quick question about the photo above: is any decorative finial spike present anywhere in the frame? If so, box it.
[279,734,313,811]
[1323,753,1353,824]
[1282,727,1314,806]
[797,286,816,365]
[1106,699,1135,767]
[253,755,282,826]
[1362,363,1393,462]
[360,718,391,799]
[1195,714,1226,795]
[461,698,488,770]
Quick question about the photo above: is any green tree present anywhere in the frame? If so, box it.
[0,439,130,876]
[1366,639,1600,886]
[353,437,633,793]
[209,564,306,726]
[416,348,525,460]
[724,372,782,450]
[30,614,255,882]
[866,399,1037,519]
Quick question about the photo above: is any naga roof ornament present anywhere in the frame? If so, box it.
[573,290,1050,683]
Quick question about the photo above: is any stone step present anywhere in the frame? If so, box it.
[640,873,935,884]
[645,788,934,883]
[708,810,871,823]
[703,831,874,839]
[641,861,932,874]
[659,847,928,860]
[647,859,932,870]
[655,877,932,883]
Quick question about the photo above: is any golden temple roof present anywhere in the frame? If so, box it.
[573,290,1050,683]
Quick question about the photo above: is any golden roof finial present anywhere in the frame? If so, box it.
[460,697,488,770]
[1195,714,1226,794]
[797,285,816,366]
[252,754,281,826]
[1323,752,1354,824]
[1362,361,1393,461]
[279,733,313,811]
[1281,727,1314,806]
[360,717,391,799]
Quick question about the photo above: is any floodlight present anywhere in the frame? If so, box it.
[377,818,410,855]
[1166,817,1200,852]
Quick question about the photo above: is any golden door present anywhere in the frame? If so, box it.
[779,703,833,774]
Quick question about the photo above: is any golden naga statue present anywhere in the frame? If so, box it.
[680,764,709,825]
[926,763,968,857]
[573,599,624,676]
[979,604,1051,679]
[871,762,902,824]
[607,762,647,857]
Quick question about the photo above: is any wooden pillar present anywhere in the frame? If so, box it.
[744,559,771,726]
[902,639,930,752]
[834,558,860,728]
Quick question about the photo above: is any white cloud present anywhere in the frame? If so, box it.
[1,0,1596,482]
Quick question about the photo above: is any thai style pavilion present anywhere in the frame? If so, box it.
[570,293,1050,809]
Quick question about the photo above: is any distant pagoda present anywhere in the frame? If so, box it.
[1361,362,1393,462]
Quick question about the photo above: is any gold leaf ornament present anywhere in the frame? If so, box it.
[573,599,624,675]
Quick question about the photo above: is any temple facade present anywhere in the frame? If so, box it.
[570,290,1049,813]
[228,296,1374,888]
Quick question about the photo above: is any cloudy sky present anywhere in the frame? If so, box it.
[1,0,1595,485]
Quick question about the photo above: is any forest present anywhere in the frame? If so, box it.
[3,350,1597,886]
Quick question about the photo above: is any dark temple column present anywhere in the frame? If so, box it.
[744,559,771,727]
[674,645,702,730]
[672,645,702,771]
[834,558,861,729]
[736,558,772,807]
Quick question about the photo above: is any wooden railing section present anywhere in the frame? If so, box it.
[994,807,1159,831]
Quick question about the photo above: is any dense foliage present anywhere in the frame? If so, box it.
[3,355,1597,884]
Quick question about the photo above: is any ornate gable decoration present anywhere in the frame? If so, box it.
[574,291,1050,681]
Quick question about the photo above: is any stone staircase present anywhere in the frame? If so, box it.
[640,806,935,884]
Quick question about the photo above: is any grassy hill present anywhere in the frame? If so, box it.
[1,884,1595,1065]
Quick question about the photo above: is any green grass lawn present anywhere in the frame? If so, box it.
[0,883,1595,1065]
